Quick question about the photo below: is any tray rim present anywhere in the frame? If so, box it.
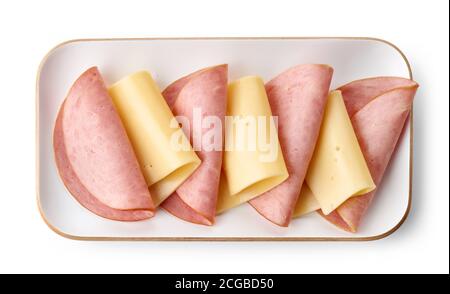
[36,36,414,242]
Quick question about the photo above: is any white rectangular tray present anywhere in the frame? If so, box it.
[37,37,413,241]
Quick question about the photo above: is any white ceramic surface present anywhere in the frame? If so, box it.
[37,38,412,240]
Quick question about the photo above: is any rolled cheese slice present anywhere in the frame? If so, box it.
[108,71,201,206]
[216,76,289,213]
[292,184,321,217]
[304,90,376,215]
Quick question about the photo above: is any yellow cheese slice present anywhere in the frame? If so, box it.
[216,76,289,213]
[108,71,201,206]
[292,184,321,217]
[305,90,375,215]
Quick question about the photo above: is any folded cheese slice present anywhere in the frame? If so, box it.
[108,71,201,206]
[54,67,154,221]
[216,76,289,213]
[321,77,418,232]
[304,90,376,215]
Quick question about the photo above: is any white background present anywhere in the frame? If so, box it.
[0,0,448,274]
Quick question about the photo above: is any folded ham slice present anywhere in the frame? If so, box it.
[161,65,228,225]
[249,64,333,226]
[340,77,418,117]
[320,77,418,232]
[53,67,155,221]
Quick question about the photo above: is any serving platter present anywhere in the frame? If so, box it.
[36,37,413,241]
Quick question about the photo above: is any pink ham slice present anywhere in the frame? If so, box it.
[249,64,334,227]
[339,77,418,117]
[161,65,228,225]
[320,77,418,232]
[53,67,155,221]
